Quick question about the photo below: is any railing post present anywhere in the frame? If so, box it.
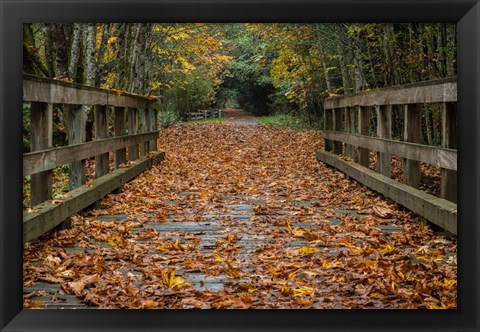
[145,109,151,154]
[333,108,343,155]
[139,108,148,156]
[149,108,157,151]
[127,107,139,161]
[67,105,86,190]
[403,104,422,188]
[324,108,333,152]
[30,102,53,206]
[441,102,457,202]
[358,106,370,168]
[114,106,127,168]
[344,107,355,159]
[94,105,109,178]
[376,104,392,177]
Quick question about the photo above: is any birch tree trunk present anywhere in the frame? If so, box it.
[83,23,97,142]
[67,23,82,81]
[84,23,97,86]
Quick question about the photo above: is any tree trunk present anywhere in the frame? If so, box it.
[315,24,332,94]
[67,23,82,81]
[83,23,97,142]
[42,24,56,78]
[334,25,351,93]
[84,23,97,86]
[52,24,69,79]
[23,24,49,76]
[113,23,127,89]
[351,34,366,92]
[95,23,110,86]
[445,24,456,77]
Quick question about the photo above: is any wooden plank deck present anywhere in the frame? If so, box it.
[24,194,454,309]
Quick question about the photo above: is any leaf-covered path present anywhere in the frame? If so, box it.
[24,120,457,309]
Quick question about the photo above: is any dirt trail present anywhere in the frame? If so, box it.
[23,122,457,309]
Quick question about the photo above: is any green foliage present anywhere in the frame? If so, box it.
[218,24,278,116]
[162,67,216,121]
[258,114,310,130]
[216,88,240,109]
[158,103,181,128]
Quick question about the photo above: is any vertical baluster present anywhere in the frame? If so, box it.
[149,108,157,151]
[68,104,86,190]
[358,106,370,168]
[333,108,343,155]
[30,102,53,206]
[344,107,355,159]
[114,106,127,168]
[127,108,139,161]
[94,105,109,178]
[441,102,457,202]
[324,108,333,152]
[403,104,422,188]
[376,104,392,177]
[145,109,151,154]
[139,108,148,156]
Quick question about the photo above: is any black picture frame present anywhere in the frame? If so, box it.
[1,0,479,331]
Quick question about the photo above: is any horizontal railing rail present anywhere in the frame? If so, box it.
[318,77,457,234]
[23,74,163,242]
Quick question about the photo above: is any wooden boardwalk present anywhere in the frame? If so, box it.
[23,118,457,309]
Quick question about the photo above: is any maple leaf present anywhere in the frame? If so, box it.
[161,269,189,289]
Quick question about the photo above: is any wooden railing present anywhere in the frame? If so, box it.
[23,74,164,242]
[317,77,457,234]
[187,109,223,121]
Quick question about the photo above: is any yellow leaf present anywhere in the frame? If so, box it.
[297,247,318,255]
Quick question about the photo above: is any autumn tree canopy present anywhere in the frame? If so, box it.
[23,23,456,128]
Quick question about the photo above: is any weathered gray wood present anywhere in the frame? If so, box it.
[114,106,127,168]
[321,131,457,171]
[404,104,422,188]
[30,102,53,206]
[316,150,457,234]
[67,105,86,191]
[441,102,457,203]
[143,109,151,155]
[23,132,159,176]
[376,105,392,177]
[23,151,166,243]
[127,108,139,161]
[344,107,355,159]
[324,109,333,152]
[358,106,370,167]
[149,109,157,151]
[23,74,157,109]
[138,109,149,157]
[332,108,342,155]
[324,77,457,109]
[94,105,109,178]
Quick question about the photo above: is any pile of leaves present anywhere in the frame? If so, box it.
[23,122,456,309]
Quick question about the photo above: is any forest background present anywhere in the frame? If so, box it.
[23,23,456,152]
